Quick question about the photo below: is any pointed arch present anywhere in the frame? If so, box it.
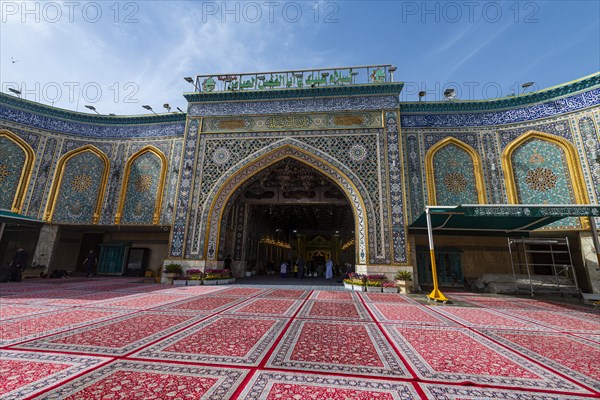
[425,137,487,205]
[0,130,35,213]
[201,142,371,265]
[115,146,168,225]
[44,145,110,223]
[501,130,590,205]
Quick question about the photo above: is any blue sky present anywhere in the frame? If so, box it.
[1,0,599,115]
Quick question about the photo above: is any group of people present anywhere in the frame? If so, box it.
[279,257,339,279]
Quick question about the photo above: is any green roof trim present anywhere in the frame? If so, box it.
[409,204,600,234]
[184,83,405,102]
[0,209,43,225]
[0,93,187,125]
[400,72,600,113]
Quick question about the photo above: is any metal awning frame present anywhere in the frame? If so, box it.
[415,204,600,303]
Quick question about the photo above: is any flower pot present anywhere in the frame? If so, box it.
[187,280,201,286]
[217,279,229,285]
[383,286,398,293]
[245,272,252,277]
[343,282,353,290]
[352,284,365,292]
[228,278,236,284]
[203,279,217,285]
[173,279,187,286]
[366,286,382,292]
[163,272,179,285]
[396,280,413,294]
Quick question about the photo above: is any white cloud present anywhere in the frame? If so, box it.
[1,1,332,115]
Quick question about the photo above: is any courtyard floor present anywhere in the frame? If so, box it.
[0,277,598,399]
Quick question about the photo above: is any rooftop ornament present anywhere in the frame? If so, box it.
[186,64,398,93]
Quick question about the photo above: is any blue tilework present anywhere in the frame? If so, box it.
[0,136,26,209]
[0,105,185,138]
[401,88,600,127]
[188,95,399,116]
[120,152,163,224]
[433,144,479,205]
[52,151,106,223]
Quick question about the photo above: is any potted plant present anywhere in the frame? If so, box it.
[395,269,413,294]
[352,278,365,292]
[345,273,366,291]
[382,282,398,293]
[203,270,219,285]
[366,280,383,292]
[343,279,353,290]
[186,269,203,286]
[163,263,182,285]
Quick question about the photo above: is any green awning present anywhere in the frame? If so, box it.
[0,209,44,225]
[409,204,600,234]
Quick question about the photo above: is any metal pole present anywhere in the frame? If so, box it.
[508,238,519,293]
[590,217,600,267]
[426,207,448,302]
[523,239,534,297]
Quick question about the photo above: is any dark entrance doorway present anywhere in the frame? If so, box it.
[219,158,356,276]
[76,233,104,273]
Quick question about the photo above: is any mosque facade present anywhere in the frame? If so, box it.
[1,66,599,292]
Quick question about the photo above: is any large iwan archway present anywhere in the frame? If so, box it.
[198,142,371,266]
[215,158,357,276]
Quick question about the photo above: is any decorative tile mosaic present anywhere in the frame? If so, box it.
[99,142,125,224]
[577,116,600,201]
[404,133,424,222]
[25,136,57,219]
[0,134,27,209]
[196,140,372,264]
[511,139,578,228]
[385,111,408,263]
[170,118,200,257]
[499,119,573,149]
[188,95,399,116]
[120,150,164,224]
[482,131,506,203]
[51,150,107,223]
[202,111,382,132]
[432,143,479,205]
[0,104,185,138]
[401,87,600,127]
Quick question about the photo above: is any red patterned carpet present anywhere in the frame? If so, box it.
[1,278,599,399]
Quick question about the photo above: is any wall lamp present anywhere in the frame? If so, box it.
[85,105,99,114]
[184,77,199,92]
[142,105,158,115]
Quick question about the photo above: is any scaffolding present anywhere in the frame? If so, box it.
[507,237,580,297]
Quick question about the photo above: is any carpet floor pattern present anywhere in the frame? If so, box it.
[0,278,598,399]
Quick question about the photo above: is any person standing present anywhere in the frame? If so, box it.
[224,255,232,270]
[325,257,333,279]
[280,260,288,278]
[296,256,305,279]
[10,247,28,282]
[83,250,97,277]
